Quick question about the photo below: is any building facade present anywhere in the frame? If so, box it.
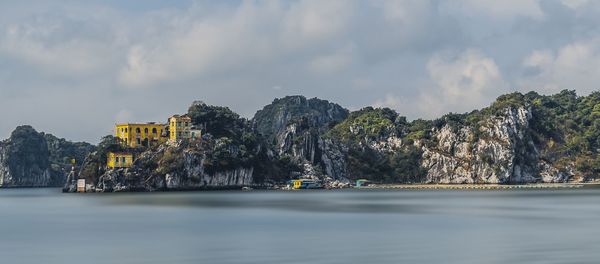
[115,123,167,148]
[169,115,193,141]
[107,152,134,168]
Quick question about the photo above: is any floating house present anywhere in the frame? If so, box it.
[289,179,323,189]
[355,179,371,187]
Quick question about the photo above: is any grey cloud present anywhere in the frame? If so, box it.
[0,0,598,143]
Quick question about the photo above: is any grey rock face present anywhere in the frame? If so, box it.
[0,126,94,188]
[0,126,53,187]
[253,96,350,180]
[253,95,349,139]
[74,142,255,192]
[420,107,570,183]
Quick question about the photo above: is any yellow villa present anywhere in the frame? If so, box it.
[115,122,167,148]
[107,152,133,168]
[169,115,192,141]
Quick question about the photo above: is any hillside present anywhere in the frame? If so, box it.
[65,90,600,192]
[0,126,95,187]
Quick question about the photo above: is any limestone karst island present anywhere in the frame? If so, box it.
[6,1,600,263]
[0,91,598,192]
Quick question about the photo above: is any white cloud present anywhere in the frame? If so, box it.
[0,20,117,75]
[443,0,544,20]
[519,38,600,95]
[373,94,405,110]
[308,44,356,74]
[421,49,508,116]
[560,0,591,9]
[282,0,354,44]
[119,0,357,88]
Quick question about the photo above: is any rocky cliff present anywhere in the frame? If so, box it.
[323,91,598,184]
[253,96,349,181]
[0,126,94,187]
[419,106,568,183]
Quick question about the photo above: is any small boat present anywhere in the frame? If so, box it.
[288,179,323,189]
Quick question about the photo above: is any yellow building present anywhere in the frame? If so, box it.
[115,123,167,148]
[169,115,193,141]
[107,152,134,168]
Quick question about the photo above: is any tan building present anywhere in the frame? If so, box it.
[169,115,194,141]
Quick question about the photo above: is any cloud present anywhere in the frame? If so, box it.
[1,0,600,142]
[0,16,118,76]
[308,44,356,74]
[119,0,356,88]
[421,49,508,116]
[115,109,134,124]
[518,38,600,94]
[560,0,591,9]
[373,94,405,110]
[442,0,544,20]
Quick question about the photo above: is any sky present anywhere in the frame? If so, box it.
[1,0,599,143]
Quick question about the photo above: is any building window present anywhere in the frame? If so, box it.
[125,128,128,133]
[137,138,141,145]
[178,132,182,138]
[115,157,119,164]
[152,128,157,134]
[136,128,141,133]
[144,128,148,134]
[121,157,126,163]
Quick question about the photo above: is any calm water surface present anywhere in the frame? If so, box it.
[1,188,600,264]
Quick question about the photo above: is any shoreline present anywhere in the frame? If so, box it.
[359,183,595,190]
[3,182,600,192]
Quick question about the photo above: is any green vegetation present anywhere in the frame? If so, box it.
[78,135,128,183]
[3,126,50,174]
[326,107,426,183]
[253,95,349,140]
[1,126,95,186]
[188,101,250,140]
[44,133,95,171]
[326,107,401,142]
[528,90,600,176]
[186,101,262,175]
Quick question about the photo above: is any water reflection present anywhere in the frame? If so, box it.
[1,188,600,264]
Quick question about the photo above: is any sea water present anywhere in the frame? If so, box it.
[1,187,600,264]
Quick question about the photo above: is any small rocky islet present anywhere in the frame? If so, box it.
[0,90,599,192]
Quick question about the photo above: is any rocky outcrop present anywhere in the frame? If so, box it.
[0,126,53,187]
[419,107,570,183]
[66,139,255,192]
[253,96,350,181]
[0,126,94,187]
[253,95,349,140]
